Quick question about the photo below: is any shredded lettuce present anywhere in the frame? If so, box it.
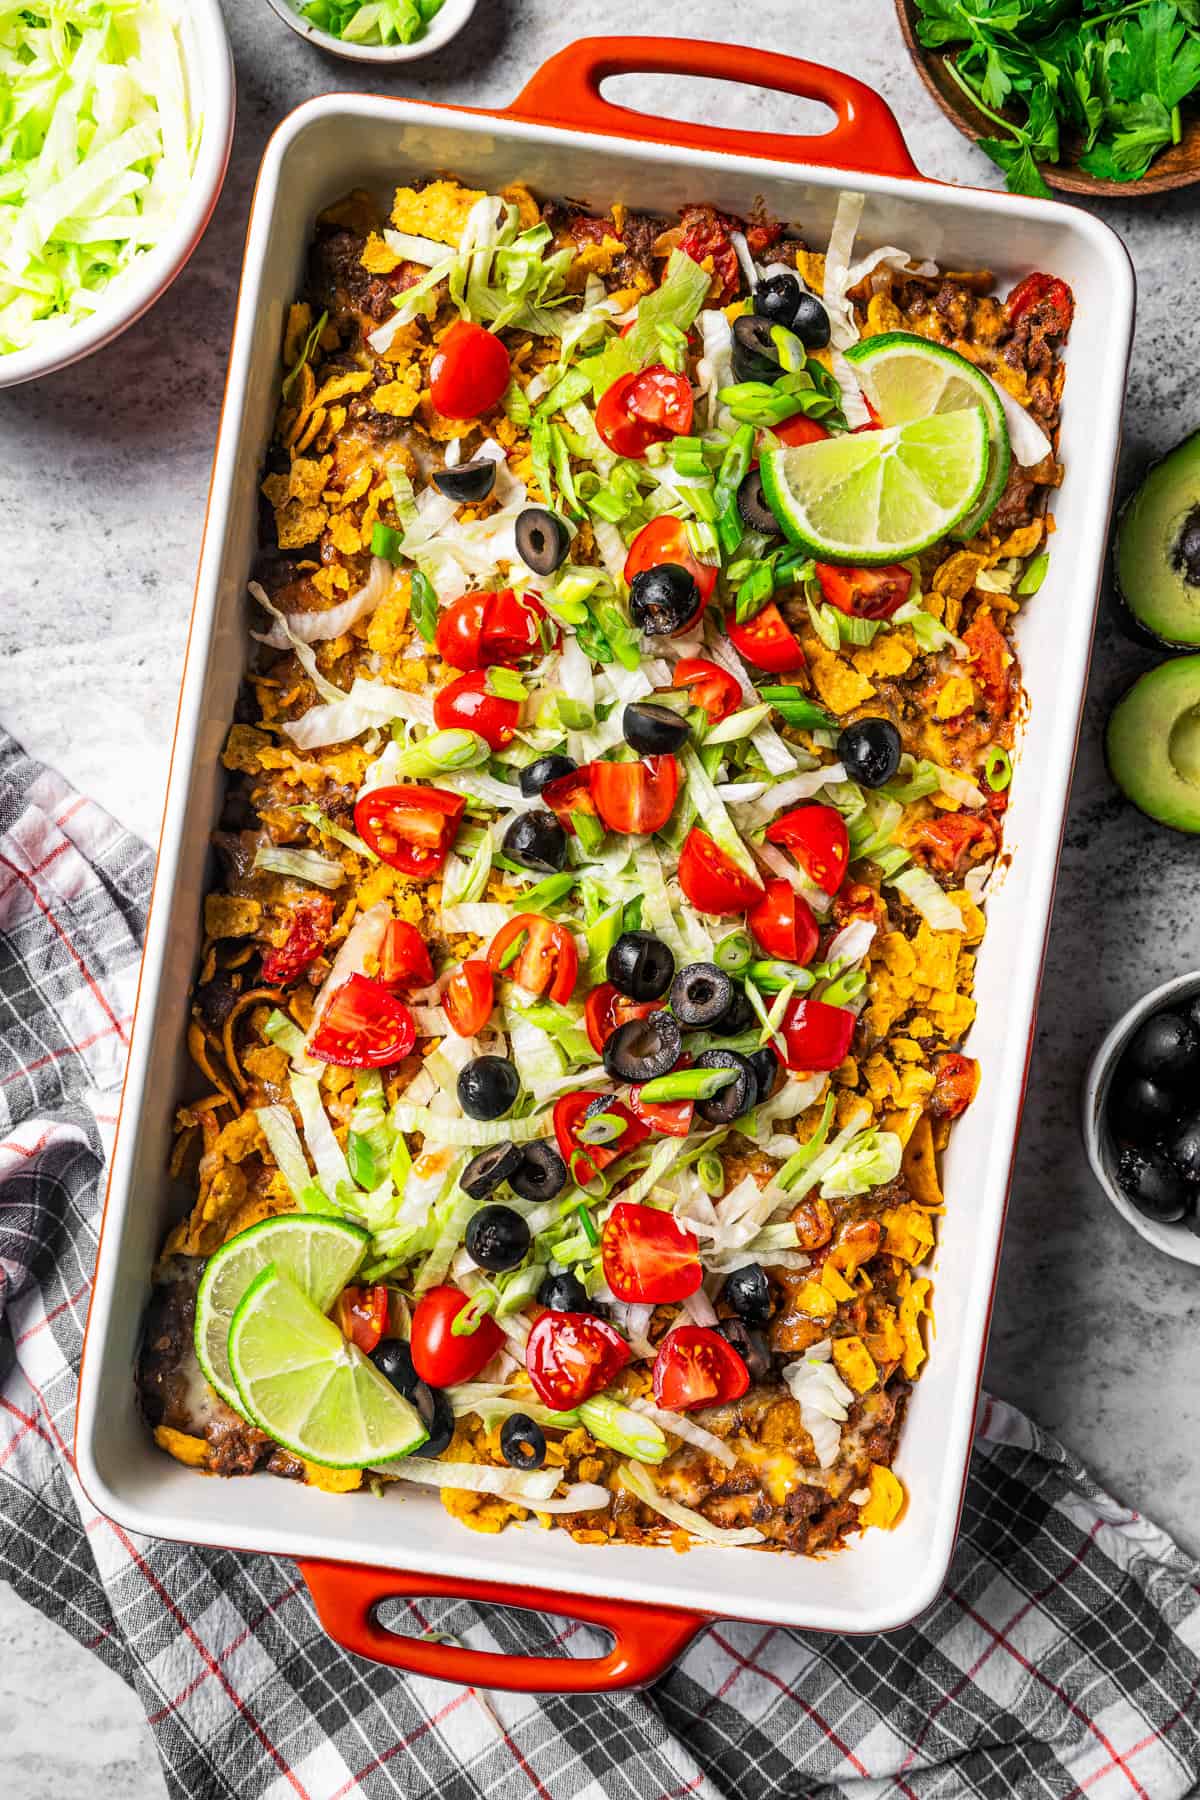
[819,1127,902,1199]
[255,1105,314,1205]
[291,1073,354,1201]
[587,251,711,398]
[889,865,965,932]
[619,1462,763,1545]
[252,845,345,890]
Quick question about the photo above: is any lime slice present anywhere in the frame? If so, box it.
[760,406,989,564]
[194,1214,369,1415]
[228,1266,427,1468]
[844,332,1011,538]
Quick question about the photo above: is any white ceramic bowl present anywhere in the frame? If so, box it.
[1083,972,1200,1265]
[0,0,234,391]
[261,0,477,63]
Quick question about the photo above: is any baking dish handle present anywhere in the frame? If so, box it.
[299,1559,706,1692]
[505,36,920,180]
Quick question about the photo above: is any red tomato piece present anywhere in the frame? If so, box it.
[541,766,599,839]
[594,372,650,458]
[590,755,680,836]
[433,670,521,749]
[553,1091,650,1187]
[378,919,434,989]
[627,1084,694,1138]
[309,973,416,1068]
[773,413,830,448]
[429,319,510,420]
[766,804,849,897]
[963,614,1013,719]
[909,813,997,875]
[487,913,579,1005]
[354,784,465,879]
[747,879,820,965]
[624,516,718,611]
[726,601,806,673]
[1005,272,1074,334]
[260,897,332,985]
[678,826,764,916]
[781,996,857,1072]
[335,1283,388,1354]
[595,365,693,458]
[601,1202,702,1304]
[814,562,912,621]
[525,1310,631,1410]
[410,1285,505,1386]
[932,1051,979,1119]
[672,657,741,725]
[443,959,494,1037]
[584,983,662,1056]
[677,206,740,304]
[435,588,550,670]
[653,1324,750,1412]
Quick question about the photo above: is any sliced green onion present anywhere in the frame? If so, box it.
[523,871,577,912]
[768,324,806,374]
[748,959,814,994]
[636,1066,739,1103]
[578,1396,668,1463]
[656,321,690,373]
[696,1151,724,1196]
[488,667,528,701]
[821,969,866,1007]
[576,1203,599,1246]
[713,423,755,517]
[570,1151,610,1198]
[392,728,489,777]
[985,745,1013,791]
[735,563,776,623]
[558,697,595,730]
[715,928,753,974]
[670,435,709,478]
[705,702,772,745]
[371,523,403,562]
[497,929,528,971]
[577,1110,628,1147]
[1016,551,1049,596]
[450,1289,497,1338]
[760,980,795,1046]
[758,688,835,731]
[346,1130,378,1190]
[409,570,439,644]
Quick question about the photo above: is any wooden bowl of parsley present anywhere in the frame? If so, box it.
[896,0,1200,198]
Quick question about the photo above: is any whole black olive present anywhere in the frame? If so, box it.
[1126,1011,1200,1084]
[465,1203,531,1272]
[370,1338,419,1394]
[1109,1072,1175,1144]
[510,1139,568,1202]
[414,1381,455,1456]
[537,1269,597,1312]
[629,563,701,636]
[1167,1114,1200,1183]
[461,1141,524,1200]
[432,457,497,504]
[604,1013,682,1084]
[731,312,782,383]
[503,809,567,873]
[516,507,571,576]
[1115,1145,1190,1223]
[722,1262,772,1326]
[747,1046,780,1106]
[837,718,902,789]
[694,1048,755,1123]
[607,930,676,1002]
[715,986,756,1037]
[457,1055,520,1122]
[500,1412,547,1470]
[792,288,832,350]
[520,753,576,798]
[753,271,803,329]
[716,1316,771,1383]
[623,700,690,755]
[670,962,734,1028]
[737,467,779,534]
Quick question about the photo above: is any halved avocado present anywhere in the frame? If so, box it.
[1116,430,1200,646]
[1107,657,1200,831]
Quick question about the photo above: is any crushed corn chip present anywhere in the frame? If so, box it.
[154,1426,209,1469]
[302,1462,363,1493]
[859,1463,904,1529]
[832,1335,878,1393]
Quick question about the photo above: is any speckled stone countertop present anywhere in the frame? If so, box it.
[4,2,1200,1792]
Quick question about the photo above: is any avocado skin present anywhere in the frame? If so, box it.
[1107,656,1200,832]
[1116,429,1200,647]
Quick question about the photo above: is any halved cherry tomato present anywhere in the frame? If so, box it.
[963,614,1013,719]
[525,1310,631,1410]
[726,602,806,673]
[774,413,830,448]
[653,1324,750,1412]
[909,813,996,875]
[747,879,820,965]
[410,1285,505,1386]
[677,827,764,915]
[354,785,465,879]
[335,1283,388,1354]
[541,766,599,839]
[433,670,521,749]
[781,995,857,1072]
[378,919,434,989]
[595,365,693,458]
[625,516,718,615]
[487,914,579,1004]
[443,959,494,1037]
[591,755,680,835]
[814,562,912,621]
[1005,271,1074,334]
[932,1051,979,1119]
[601,1202,702,1304]
[260,897,332,985]
[584,983,662,1056]
[553,1091,649,1187]
[429,319,510,420]
[672,657,742,725]
[766,804,849,897]
[435,588,551,670]
[309,973,416,1068]
[627,1086,694,1138]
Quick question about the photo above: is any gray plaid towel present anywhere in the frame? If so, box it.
[3,724,1200,1800]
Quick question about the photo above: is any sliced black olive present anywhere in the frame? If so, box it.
[461,1141,525,1200]
[630,563,701,636]
[537,1269,598,1312]
[737,467,779,534]
[753,271,803,329]
[500,1412,547,1470]
[465,1203,531,1272]
[520,753,576,798]
[715,986,756,1037]
[370,1338,419,1394]
[457,1055,520,1122]
[607,930,675,1002]
[837,718,902,789]
[792,288,832,350]
[1115,1145,1189,1223]
[1109,1072,1175,1144]
[731,312,782,383]
[413,1381,455,1456]
[670,962,734,1028]
[722,1262,772,1326]
[716,1316,771,1382]
[511,1139,568,1202]
[1167,1113,1200,1182]
[432,457,497,503]
[503,809,567,873]
[604,1013,683,1084]
[1127,1011,1200,1083]
[516,507,571,576]
[746,1046,780,1106]
[623,700,690,755]
[694,1048,755,1123]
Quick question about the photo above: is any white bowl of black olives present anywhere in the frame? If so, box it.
[1084,973,1200,1263]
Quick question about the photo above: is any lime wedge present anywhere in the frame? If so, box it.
[844,333,1011,538]
[228,1266,427,1468]
[759,406,989,563]
[194,1214,369,1415]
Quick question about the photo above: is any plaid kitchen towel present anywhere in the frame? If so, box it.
[2,726,1200,1800]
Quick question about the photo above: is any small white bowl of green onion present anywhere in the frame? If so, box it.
[262,0,476,62]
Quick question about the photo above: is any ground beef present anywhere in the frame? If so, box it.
[308,224,427,330]
[205,1415,275,1477]
[137,1263,201,1430]
[194,973,240,1031]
